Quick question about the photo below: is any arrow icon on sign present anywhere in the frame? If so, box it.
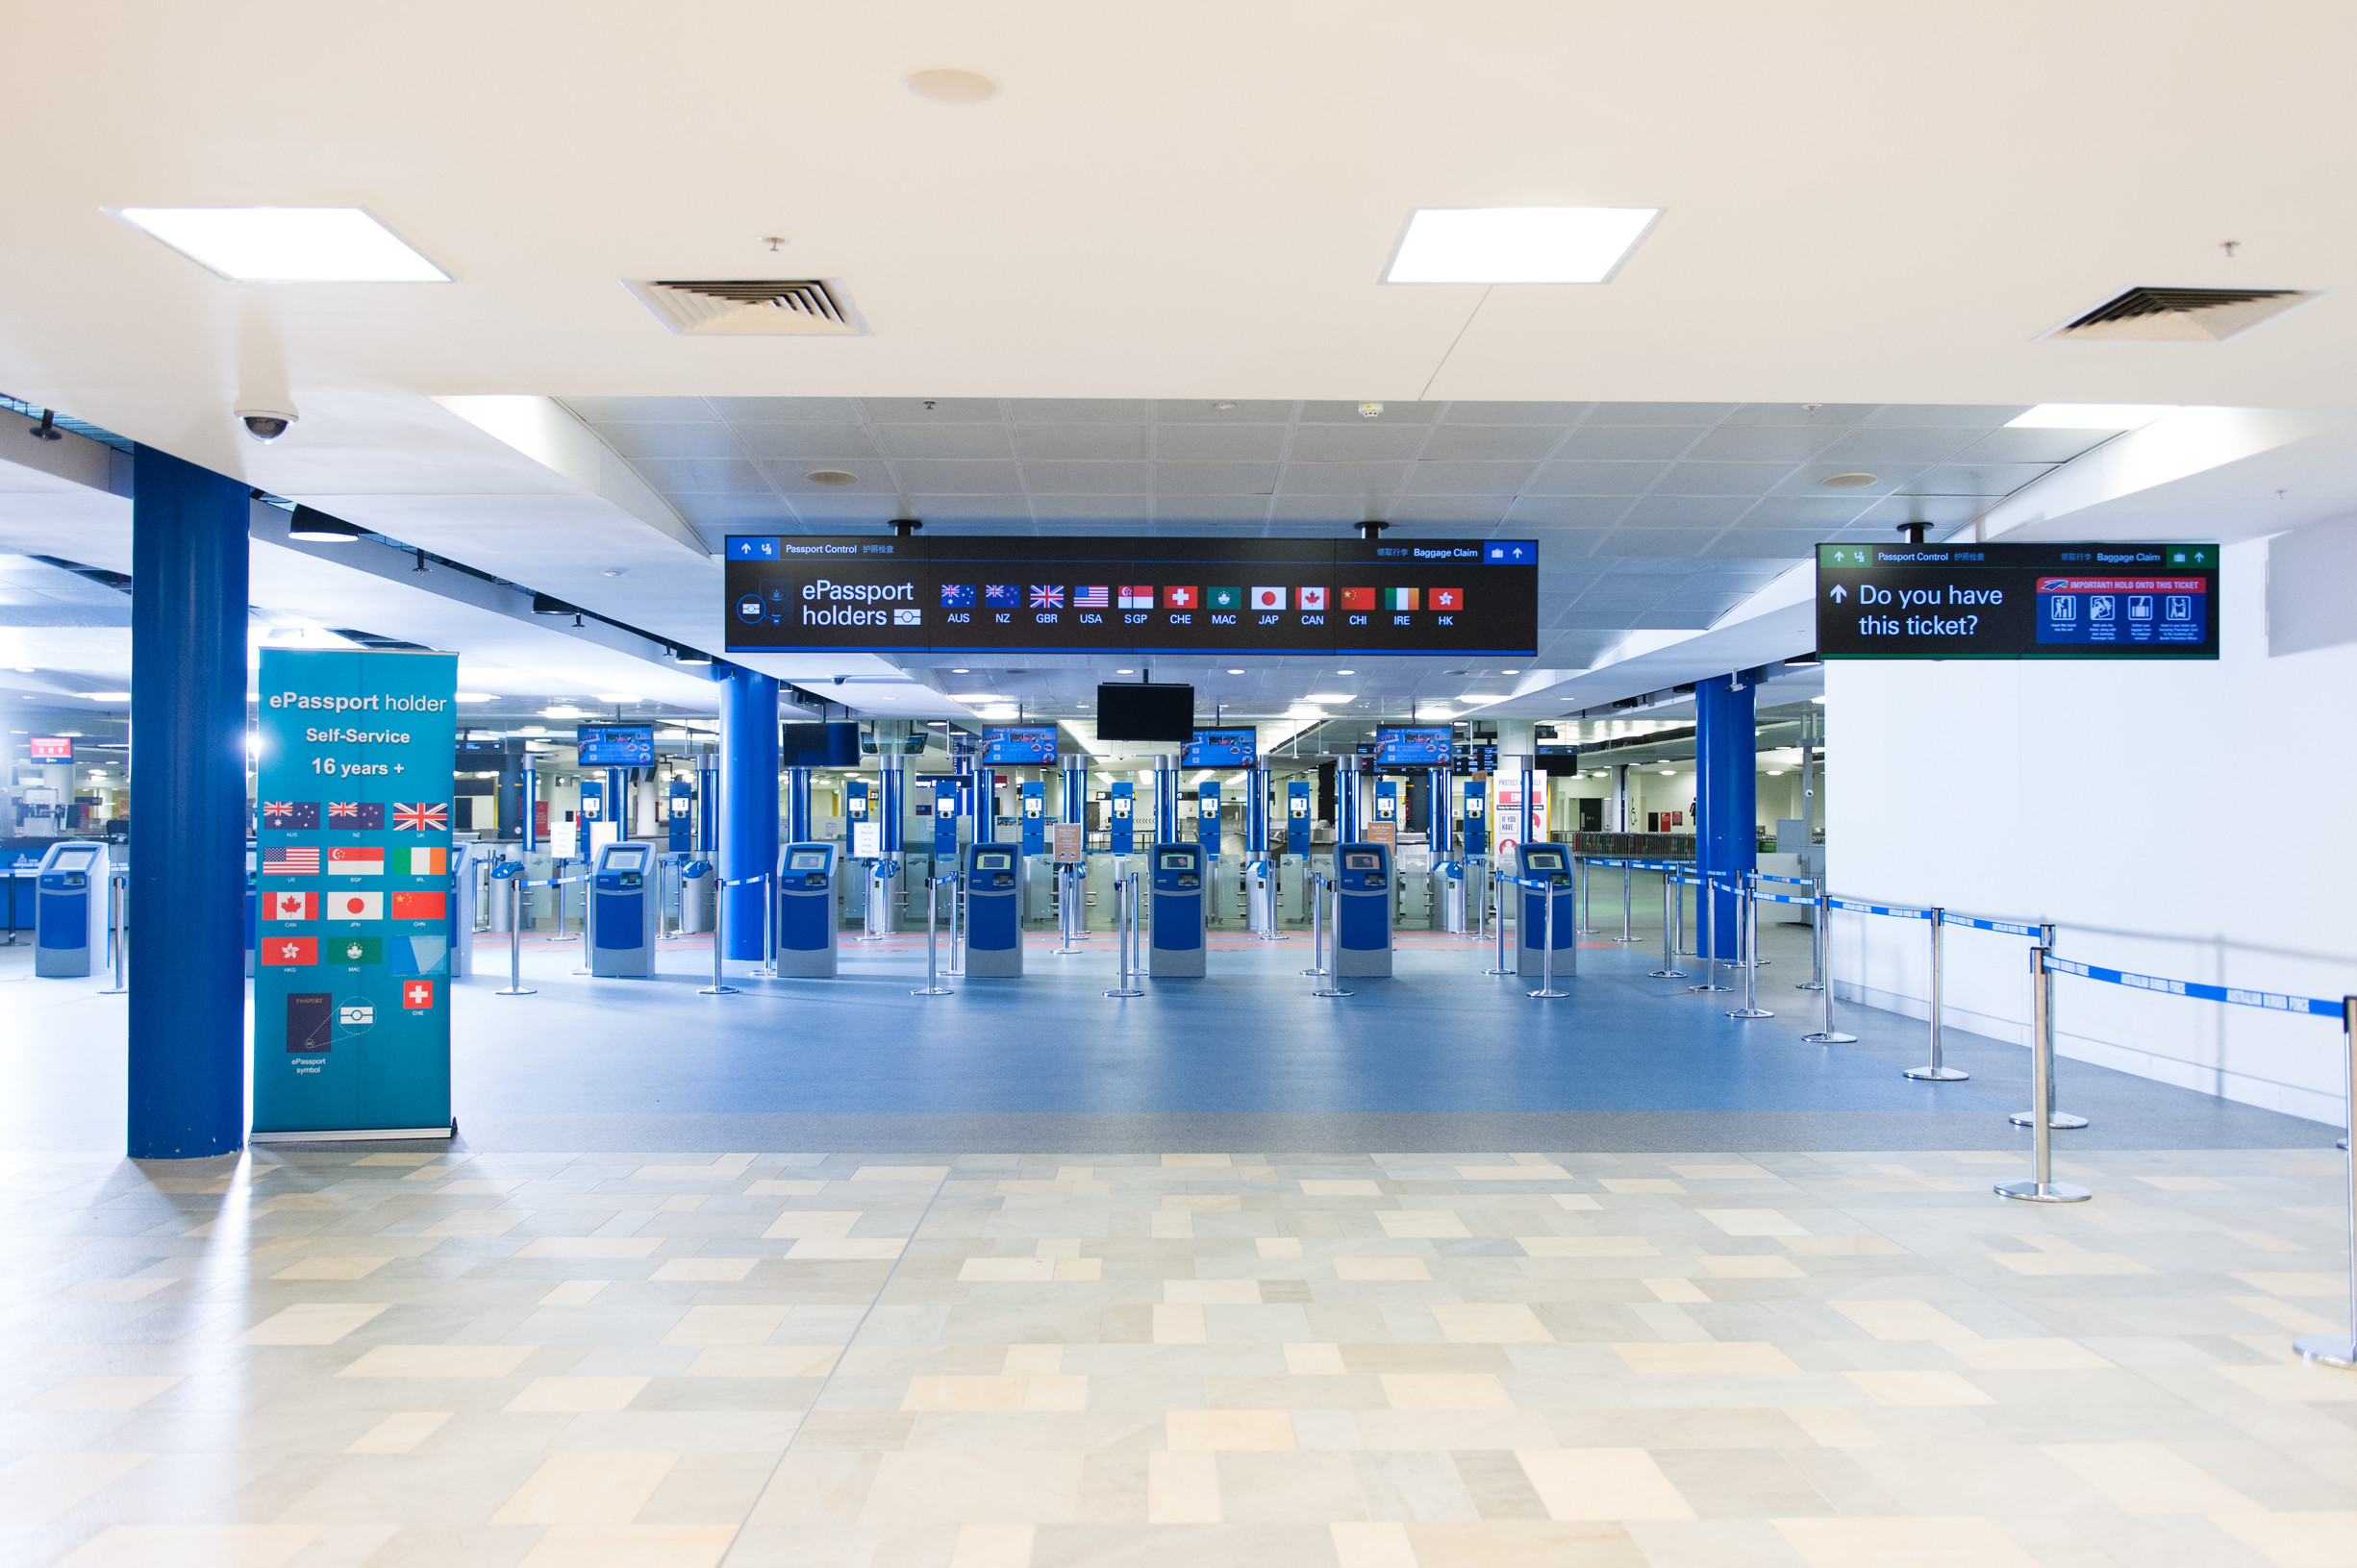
[1828,584,1848,603]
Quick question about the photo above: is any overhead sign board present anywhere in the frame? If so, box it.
[576,725,655,765]
[28,735,71,762]
[1816,542,2219,660]
[1181,728,1257,767]
[982,726,1059,765]
[723,535,1537,657]
[1374,726,1453,766]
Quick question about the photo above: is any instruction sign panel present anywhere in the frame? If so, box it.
[1050,823,1087,864]
[1816,542,2218,660]
[254,649,457,1137]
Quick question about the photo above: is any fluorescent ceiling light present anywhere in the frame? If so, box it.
[1304,692,1355,704]
[453,692,493,702]
[594,692,641,704]
[2004,403,2177,430]
[1386,206,1660,284]
[109,207,449,283]
[83,691,130,701]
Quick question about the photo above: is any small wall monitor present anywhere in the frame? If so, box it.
[577,725,655,765]
[983,726,1059,765]
[1343,851,1381,870]
[1523,848,1565,870]
[975,851,1015,870]
[605,845,649,869]
[28,735,71,762]
[53,846,99,871]
[1159,850,1196,869]
[1094,683,1194,742]
[1373,726,1453,766]
[788,849,829,871]
[1182,727,1257,767]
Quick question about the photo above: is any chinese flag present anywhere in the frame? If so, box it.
[390,891,447,920]
[1339,586,1376,611]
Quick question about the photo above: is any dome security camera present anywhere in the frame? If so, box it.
[238,409,297,442]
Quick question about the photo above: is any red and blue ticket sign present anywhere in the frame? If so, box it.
[2034,576,2208,647]
[1817,542,2219,660]
[252,648,458,1139]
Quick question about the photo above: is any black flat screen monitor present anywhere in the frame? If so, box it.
[1095,683,1194,742]
[982,726,1059,765]
[1182,728,1256,767]
[1373,726,1453,766]
[577,726,655,766]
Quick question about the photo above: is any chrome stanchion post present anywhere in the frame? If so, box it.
[2012,920,2087,1130]
[1528,876,1567,999]
[1905,908,1968,1081]
[1105,871,1144,998]
[1578,856,1592,935]
[1619,861,1633,944]
[1996,945,2091,1203]
[1302,872,1331,978]
[494,863,536,996]
[947,872,965,976]
[2294,996,2357,1368]
[1650,869,1686,979]
[1055,864,1083,956]
[1796,874,1825,990]
[913,877,951,995]
[1485,873,1514,976]
[699,868,740,996]
[1687,874,1730,992]
[1312,874,1353,998]
[1802,890,1855,1042]
[98,868,127,994]
[756,871,777,978]
[1728,874,1772,1018]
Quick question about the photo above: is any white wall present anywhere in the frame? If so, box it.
[1829,533,2352,1125]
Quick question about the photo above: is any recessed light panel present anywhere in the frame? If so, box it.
[1385,207,1660,284]
[2004,403,2178,430]
[109,207,449,282]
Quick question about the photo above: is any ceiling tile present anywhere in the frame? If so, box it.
[780,493,903,523]
[1735,496,1874,529]
[1907,461,2057,495]
[591,422,743,460]
[1521,460,1668,496]
[1015,424,1150,460]
[892,460,1026,494]
[1618,496,1751,528]
[1287,424,1430,461]
[1859,404,2026,427]
[1266,495,1365,523]
[1502,497,1631,527]
[1276,460,1411,496]
[728,424,881,460]
[1654,461,1801,495]
[1589,529,1724,557]
[911,496,1035,522]
[1007,399,1153,422]
[860,398,1006,422]
[706,396,863,423]
[1154,424,1289,461]
[1155,462,1281,495]
[1701,532,1823,558]
[630,458,771,494]
[1585,403,1741,425]
[1949,427,2117,464]
[1028,495,1153,521]
[1401,460,1540,495]
[1438,401,1593,425]
[757,460,895,493]
[1852,495,1992,526]
[1718,404,1880,425]
[1385,497,1512,525]
[1769,464,1917,497]
[1020,461,1154,494]
[1816,430,1979,463]
[1156,496,1274,523]
[1555,426,1705,460]
[1297,400,1440,424]
[875,424,1017,460]
[671,493,795,530]
[562,396,719,423]
[1682,425,1843,462]
[1416,425,1567,460]
[1151,400,1298,422]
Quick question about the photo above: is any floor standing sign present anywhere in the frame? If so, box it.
[253,649,458,1141]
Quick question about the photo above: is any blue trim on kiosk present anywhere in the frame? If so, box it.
[1108,781,1135,857]
[590,842,656,977]
[1285,781,1312,855]
[35,839,108,978]
[1333,841,1393,978]
[1507,841,1577,979]
[775,841,839,978]
[1149,841,1206,977]
[965,843,1023,977]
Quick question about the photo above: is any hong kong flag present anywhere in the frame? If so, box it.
[403,979,436,1010]
[264,936,316,966]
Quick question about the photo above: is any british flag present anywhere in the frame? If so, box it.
[1029,585,1066,609]
[390,802,448,833]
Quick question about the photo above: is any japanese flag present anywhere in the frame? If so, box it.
[330,891,383,920]
[1250,586,1286,610]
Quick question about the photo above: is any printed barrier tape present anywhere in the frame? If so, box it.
[1828,897,1932,920]
[2043,953,2342,1018]
[519,874,591,889]
[1752,889,1818,907]
[1940,912,2042,936]
[1754,873,1818,885]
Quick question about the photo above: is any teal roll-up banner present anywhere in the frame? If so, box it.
[252,649,458,1138]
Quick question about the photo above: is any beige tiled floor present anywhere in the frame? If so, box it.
[3,1147,2356,1566]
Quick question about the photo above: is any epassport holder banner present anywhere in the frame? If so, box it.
[253,649,457,1136]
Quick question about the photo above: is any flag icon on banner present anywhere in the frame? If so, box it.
[391,890,446,920]
[1429,587,1464,610]
[327,802,386,830]
[265,937,316,966]
[331,891,383,920]
[1118,586,1154,609]
[403,979,436,1010]
[985,585,1020,608]
[1074,585,1110,608]
[261,801,319,829]
[339,1001,374,1029]
[1339,586,1376,610]
[940,584,975,608]
[263,847,319,876]
[1206,586,1242,610]
[391,803,447,833]
[1029,585,1065,609]
[328,847,385,876]
[408,847,447,876]
[1165,586,1197,610]
[1250,586,1286,610]
[265,891,315,921]
[1384,587,1420,611]
[329,937,383,966]
[1298,586,1328,610]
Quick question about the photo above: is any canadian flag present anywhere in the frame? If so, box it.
[1298,586,1328,610]
[266,891,315,921]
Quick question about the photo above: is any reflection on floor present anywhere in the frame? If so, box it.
[7,1144,2356,1567]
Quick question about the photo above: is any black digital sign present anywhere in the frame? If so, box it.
[724,535,1537,657]
[576,725,655,765]
[1816,542,2219,660]
[1182,728,1257,767]
[1373,726,1453,766]
[982,726,1059,765]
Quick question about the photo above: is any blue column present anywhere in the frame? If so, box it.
[128,447,249,1158]
[717,666,778,959]
[1695,670,1757,962]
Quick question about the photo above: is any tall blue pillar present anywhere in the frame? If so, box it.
[716,666,778,959]
[128,447,250,1158]
[1695,670,1758,962]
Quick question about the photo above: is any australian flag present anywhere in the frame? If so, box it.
[262,801,320,829]
[327,802,386,830]
[940,584,975,608]
[985,585,1020,608]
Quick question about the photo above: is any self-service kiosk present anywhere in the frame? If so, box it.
[1108,781,1135,857]
[774,842,839,978]
[965,843,1023,976]
[589,842,657,978]
[1149,841,1206,977]
[1333,841,1393,977]
[35,840,108,978]
[1509,842,1578,978]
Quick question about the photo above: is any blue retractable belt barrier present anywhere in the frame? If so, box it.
[519,873,591,889]
[2043,953,2342,1018]
[1754,873,1817,885]
[1751,889,1817,907]
[1828,897,1931,920]
[1939,912,2042,936]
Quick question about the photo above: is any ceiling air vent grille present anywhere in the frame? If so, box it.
[2044,285,2318,342]
[624,278,865,336]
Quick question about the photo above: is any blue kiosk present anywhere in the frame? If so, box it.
[964,843,1023,977]
[774,842,840,978]
[1332,841,1393,978]
[1507,841,1578,978]
[1149,841,1206,978]
[35,840,109,978]
[589,842,657,978]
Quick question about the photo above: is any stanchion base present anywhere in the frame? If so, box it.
[97,985,127,995]
[1904,1065,1971,1082]
[1801,1031,1859,1044]
[1795,981,1825,992]
[2294,1332,2357,1368]
[1527,987,1568,1000]
[1311,986,1356,998]
[1994,1179,2092,1203]
[1102,986,1144,998]
[1686,983,1732,993]
[494,986,539,997]
[698,985,742,996]
[2010,1110,2090,1130]
[1648,968,1688,979]
[911,985,953,996]
[1483,967,1516,977]
[1727,1007,1774,1019]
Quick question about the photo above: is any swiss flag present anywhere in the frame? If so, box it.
[265,937,316,966]
[1164,585,1197,610]
[391,891,446,920]
[266,891,315,921]
[1429,587,1464,610]
[403,979,436,1010]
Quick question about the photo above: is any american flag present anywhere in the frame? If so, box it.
[391,802,448,833]
[263,847,320,876]
[1029,585,1065,609]
[1073,585,1110,608]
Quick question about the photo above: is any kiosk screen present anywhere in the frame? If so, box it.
[1343,852,1380,871]
[789,850,829,871]
[53,847,97,872]
[1523,849,1564,871]
[976,852,1015,871]
[1159,851,1194,870]
[606,846,648,870]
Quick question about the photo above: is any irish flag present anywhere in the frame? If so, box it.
[1384,587,1420,611]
